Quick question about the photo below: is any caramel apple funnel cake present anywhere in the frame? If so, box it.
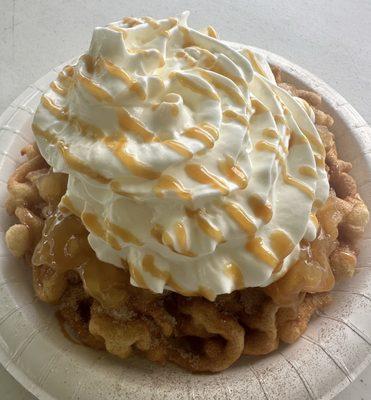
[4,13,369,372]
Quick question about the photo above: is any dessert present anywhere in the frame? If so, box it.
[4,13,369,372]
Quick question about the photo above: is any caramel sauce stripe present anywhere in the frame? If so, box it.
[210,63,247,90]
[245,237,278,269]
[170,71,220,101]
[154,175,192,200]
[224,263,244,289]
[217,156,248,189]
[269,230,294,260]
[199,69,246,106]
[255,140,315,199]
[248,194,273,224]
[242,49,267,77]
[163,140,193,159]
[185,163,229,195]
[81,212,121,251]
[184,126,218,149]
[222,109,249,127]
[50,81,68,97]
[140,254,215,300]
[43,56,166,183]
[40,84,159,181]
[223,202,257,237]
[185,208,225,243]
[41,95,68,120]
[33,125,110,184]
[99,58,146,100]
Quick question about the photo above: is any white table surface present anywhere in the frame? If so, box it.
[0,0,370,399]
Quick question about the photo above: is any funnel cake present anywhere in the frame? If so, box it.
[4,15,369,372]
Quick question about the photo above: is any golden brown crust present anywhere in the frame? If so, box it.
[4,70,369,372]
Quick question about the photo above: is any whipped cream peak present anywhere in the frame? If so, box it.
[33,13,329,300]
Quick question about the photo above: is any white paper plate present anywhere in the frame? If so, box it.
[0,47,370,400]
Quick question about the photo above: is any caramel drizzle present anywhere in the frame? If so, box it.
[251,98,269,115]
[223,202,256,237]
[224,263,244,289]
[41,95,68,120]
[104,137,160,180]
[310,213,319,229]
[201,122,219,139]
[176,50,197,67]
[195,287,216,301]
[122,17,142,26]
[108,24,127,38]
[33,125,110,184]
[299,165,318,178]
[141,255,216,300]
[40,83,159,183]
[117,108,157,142]
[154,175,192,200]
[185,163,229,195]
[207,25,218,38]
[274,114,286,125]
[195,47,217,68]
[142,16,177,37]
[313,199,323,209]
[107,220,142,246]
[39,60,158,185]
[163,140,193,159]
[142,255,185,292]
[100,58,146,100]
[170,72,219,101]
[185,208,225,243]
[248,194,273,224]
[218,155,248,189]
[170,104,179,116]
[58,143,111,184]
[143,16,160,29]
[128,261,148,288]
[180,26,195,48]
[269,230,294,260]
[58,65,74,82]
[81,212,121,251]
[245,237,278,269]
[184,126,218,149]
[242,49,267,77]
[315,155,325,168]
[255,140,315,199]
[210,63,247,89]
[59,195,80,216]
[62,196,142,247]
[80,54,95,74]
[223,109,249,126]
[142,254,169,281]
[174,222,194,256]
[199,70,246,106]
[302,129,326,157]
[150,224,164,243]
[109,181,136,198]
[77,72,114,103]
[156,224,195,257]
[289,129,308,148]
[50,81,67,96]
[152,100,178,116]
[70,116,105,140]
[127,48,166,68]
[262,128,288,153]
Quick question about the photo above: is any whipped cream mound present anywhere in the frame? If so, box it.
[32,12,329,300]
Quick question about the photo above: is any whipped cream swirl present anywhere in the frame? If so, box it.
[32,13,329,300]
